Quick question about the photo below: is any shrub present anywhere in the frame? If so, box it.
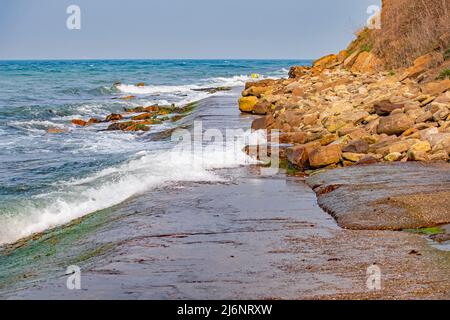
[444,49,450,60]
[370,0,450,68]
[437,69,450,80]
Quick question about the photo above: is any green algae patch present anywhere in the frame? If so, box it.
[403,227,445,236]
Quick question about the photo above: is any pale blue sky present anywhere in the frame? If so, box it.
[0,0,381,60]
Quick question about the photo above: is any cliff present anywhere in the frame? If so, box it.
[350,0,450,70]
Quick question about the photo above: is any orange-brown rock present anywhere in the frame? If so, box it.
[337,50,348,63]
[351,52,383,73]
[309,144,342,168]
[288,66,310,79]
[106,113,123,122]
[343,50,361,68]
[251,115,275,131]
[374,100,405,116]
[279,132,307,144]
[252,100,271,115]
[107,121,150,132]
[118,95,136,100]
[47,128,67,134]
[244,79,277,90]
[313,54,338,70]
[242,85,273,98]
[421,79,450,96]
[342,140,369,154]
[377,113,415,136]
[286,141,321,168]
[401,53,435,80]
[132,113,152,121]
[239,96,259,113]
[87,118,102,125]
[71,119,88,126]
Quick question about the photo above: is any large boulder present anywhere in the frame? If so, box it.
[308,144,342,168]
[252,100,271,115]
[286,141,321,168]
[251,115,274,131]
[313,54,338,70]
[374,100,404,116]
[350,52,383,73]
[106,113,123,122]
[242,85,273,98]
[421,79,450,96]
[239,96,258,113]
[342,140,369,153]
[288,66,310,79]
[343,50,361,68]
[71,119,87,126]
[400,53,435,80]
[377,113,415,135]
[280,132,308,144]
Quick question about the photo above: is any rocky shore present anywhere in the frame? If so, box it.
[239,49,450,231]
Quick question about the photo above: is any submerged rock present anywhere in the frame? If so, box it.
[105,113,123,122]
[71,119,88,126]
[106,121,150,132]
[47,128,67,134]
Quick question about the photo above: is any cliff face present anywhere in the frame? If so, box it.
[353,0,450,69]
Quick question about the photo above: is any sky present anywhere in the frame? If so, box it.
[0,0,381,60]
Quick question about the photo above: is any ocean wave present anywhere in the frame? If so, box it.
[116,83,200,95]
[0,136,260,246]
[115,74,265,107]
[8,120,66,133]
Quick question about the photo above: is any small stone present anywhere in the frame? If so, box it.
[71,119,87,126]
[252,100,271,115]
[342,152,365,162]
[407,150,430,161]
[342,140,369,153]
[106,113,123,122]
[132,113,152,121]
[374,100,404,116]
[251,115,275,131]
[409,141,431,153]
[415,111,433,123]
[47,128,67,134]
[430,150,449,161]
[355,155,379,166]
[384,152,402,162]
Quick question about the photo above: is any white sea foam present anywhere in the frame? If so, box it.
[8,120,66,133]
[115,74,264,107]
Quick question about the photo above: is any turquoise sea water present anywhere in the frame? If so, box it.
[0,59,311,245]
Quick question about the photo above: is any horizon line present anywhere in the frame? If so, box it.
[0,57,315,62]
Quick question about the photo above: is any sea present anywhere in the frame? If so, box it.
[0,59,311,246]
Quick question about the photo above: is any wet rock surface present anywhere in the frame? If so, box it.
[0,91,449,300]
[306,162,450,230]
[1,171,449,299]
